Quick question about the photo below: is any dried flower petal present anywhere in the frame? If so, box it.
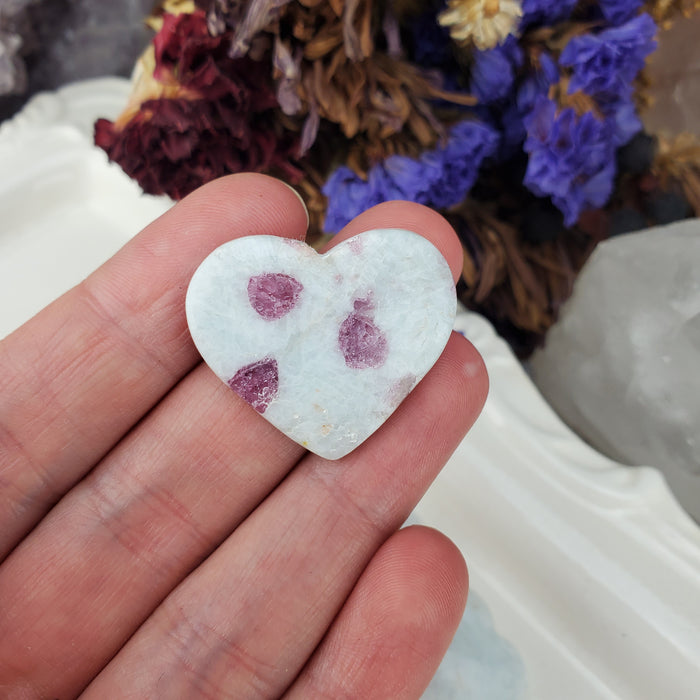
[523,97,617,226]
[322,118,499,232]
[342,0,372,60]
[196,0,474,154]
[559,14,658,101]
[229,0,292,58]
[519,0,577,28]
[96,91,301,199]
[148,0,197,31]
[273,35,303,114]
[439,0,523,51]
[95,10,301,199]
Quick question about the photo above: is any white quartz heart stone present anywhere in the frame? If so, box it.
[186,228,456,460]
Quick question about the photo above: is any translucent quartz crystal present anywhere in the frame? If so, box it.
[186,230,456,460]
[531,220,700,519]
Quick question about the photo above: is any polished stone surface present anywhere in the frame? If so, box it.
[186,230,456,459]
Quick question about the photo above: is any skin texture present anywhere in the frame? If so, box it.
[0,174,488,699]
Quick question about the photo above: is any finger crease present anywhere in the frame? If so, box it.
[163,604,279,699]
[78,278,184,381]
[0,419,64,510]
[132,473,213,554]
[310,466,390,540]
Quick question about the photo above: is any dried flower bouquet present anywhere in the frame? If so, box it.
[95,0,700,355]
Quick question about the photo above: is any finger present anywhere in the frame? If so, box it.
[326,200,464,284]
[0,367,305,697]
[81,333,487,697]
[284,526,468,700]
[0,174,309,559]
[0,201,468,697]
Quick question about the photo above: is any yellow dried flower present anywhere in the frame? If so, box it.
[147,0,197,31]
[112,46,198,129]
[439,0,522,51]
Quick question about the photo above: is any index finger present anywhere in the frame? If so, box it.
[0,173,309,560]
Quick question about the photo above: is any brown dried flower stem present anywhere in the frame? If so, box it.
[644,0,700,28]
[452,203,592,351]
[653,133,700,215]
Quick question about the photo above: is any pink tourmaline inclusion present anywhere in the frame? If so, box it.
[228,357,279,413]
[248,273,303,320]
[339,299,388,369]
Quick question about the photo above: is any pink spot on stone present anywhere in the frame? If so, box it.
[228,357,279,414]
[353,297,374,312]
[339,311,388,369]
[248,273,303,320]
[348,236,363,254]
[389,374,417,402]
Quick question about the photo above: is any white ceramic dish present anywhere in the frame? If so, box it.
[0,79,172,338]
[2,79,699,699]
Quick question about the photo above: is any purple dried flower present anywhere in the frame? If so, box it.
[523,96,617,226]
[559,14,657,99]
[520,0,578,29]
[470,35,524,104]
[381,155,437,202]
[322,119,499,232]
[428,119,500,208]
[499,51,559,156]
[599,92,642,146]
[597,0,644,26]
[321,167,377,234]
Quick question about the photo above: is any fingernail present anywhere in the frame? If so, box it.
[282,182,310,228]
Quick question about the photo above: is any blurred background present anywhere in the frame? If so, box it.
[0,0,154,121]
[2,2,698,131]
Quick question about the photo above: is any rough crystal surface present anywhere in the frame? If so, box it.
[530,219,700,518]
[338,307,388,369]
[228,357,279,414]
[186,229,456,460]
[247,273,303,320]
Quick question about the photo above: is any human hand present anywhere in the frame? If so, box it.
[0,174,488,698]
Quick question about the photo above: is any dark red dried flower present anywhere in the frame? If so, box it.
[95,90,301,200]
[154,10,278,104]
[94,10,301,200]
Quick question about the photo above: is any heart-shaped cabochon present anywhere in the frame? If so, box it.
[186,228,456,459]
